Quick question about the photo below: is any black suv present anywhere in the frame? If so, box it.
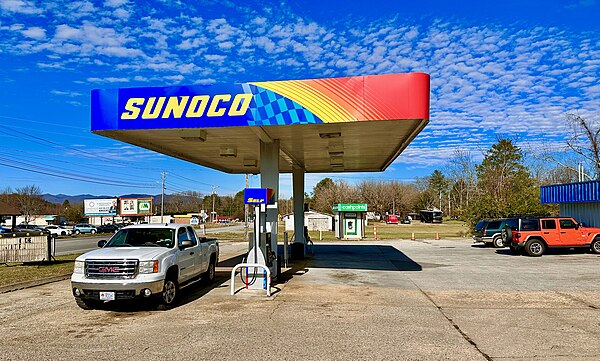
[473,218,518,248]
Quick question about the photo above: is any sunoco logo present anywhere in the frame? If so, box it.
[120,94,252,120]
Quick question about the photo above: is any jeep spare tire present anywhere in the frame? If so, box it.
[501,225,513,244]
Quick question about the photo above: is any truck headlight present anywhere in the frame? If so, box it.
[73,261,84,274]
[139,260,159,274]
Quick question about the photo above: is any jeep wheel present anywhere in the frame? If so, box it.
[591,238,600,254]
[525,239,545,257]
[157,277,178,310]
[202,258,216,284]
[493,236,504,248]
[501,226,513,245]
[74,297,98,310]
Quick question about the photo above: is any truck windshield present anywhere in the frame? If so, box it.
[105,228,175,248]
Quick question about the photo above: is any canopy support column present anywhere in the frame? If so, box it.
[292,166,306,259]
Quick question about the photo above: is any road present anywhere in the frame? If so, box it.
[54,223,248,256]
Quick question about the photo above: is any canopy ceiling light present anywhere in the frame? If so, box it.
[180,129,207,142]
[319,132,341,139]
[219,147,237,157]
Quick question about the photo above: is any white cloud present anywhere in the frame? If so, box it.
[0,0,42,14]
[87,77,129,83]
[104,0,128,8]
[22,26,45,40]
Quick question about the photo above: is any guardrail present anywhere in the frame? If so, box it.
[230,263,271,297]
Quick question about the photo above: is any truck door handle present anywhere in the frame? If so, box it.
[543,232,549,234]
[560,232,566,234]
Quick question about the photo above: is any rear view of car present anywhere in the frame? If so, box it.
[473,218,518,248]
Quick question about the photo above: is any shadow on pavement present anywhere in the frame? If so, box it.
[300,244,422,272]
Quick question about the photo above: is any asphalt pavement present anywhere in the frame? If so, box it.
[2,238,600,360]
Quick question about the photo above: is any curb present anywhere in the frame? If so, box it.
[0,274,72,294]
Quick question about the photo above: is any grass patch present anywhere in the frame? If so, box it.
[0,254,80,288]
[299,221,469,242]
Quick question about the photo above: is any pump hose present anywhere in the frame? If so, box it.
[239,256,258,287]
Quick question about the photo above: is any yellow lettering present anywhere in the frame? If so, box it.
[186,95,210,117]
[207,94,231,117]
[228,93,252,116]
[161,96,190,118]
[141,97,166,119]
[120,98,145,119]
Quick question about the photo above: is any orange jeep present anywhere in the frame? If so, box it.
[501,217,600,256]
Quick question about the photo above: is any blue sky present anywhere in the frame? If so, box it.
[0,0,598,199]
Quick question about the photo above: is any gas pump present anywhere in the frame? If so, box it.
[230,188,277,295]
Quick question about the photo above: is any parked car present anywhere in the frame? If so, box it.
[73,223,98,235]
[473,218,518,248]
[503,216,600,256]
[16,224,45,232]
[96,224,120,234]
[71,223,219,310]
[44,225,73,236]
[0,227,12,234]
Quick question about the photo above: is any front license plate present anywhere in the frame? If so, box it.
[99,291,115,301]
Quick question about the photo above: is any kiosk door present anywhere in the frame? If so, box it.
[344,213,357,236]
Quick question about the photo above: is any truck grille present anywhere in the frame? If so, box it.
[85,260,138,279]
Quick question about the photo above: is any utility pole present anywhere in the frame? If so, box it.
[211,185,218,223]
[160,171,166,223]
[244,174,249,241]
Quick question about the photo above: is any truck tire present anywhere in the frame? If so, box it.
[591,238,600,254]
[74,297,98,310]
[157,277,178,310]
[202,257,216,284]
[525,239,545,257]
[493,236,504,248]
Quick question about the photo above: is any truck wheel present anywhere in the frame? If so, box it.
[591,238,600,254]
[74,297,98,310]
[202,258,216,284]
[525,239,545,257]
[493,236,504,248]
[157,277,178,310]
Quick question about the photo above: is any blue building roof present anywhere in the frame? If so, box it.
[540,180,600,204]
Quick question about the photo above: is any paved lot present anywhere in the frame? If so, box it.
[1,238,600,360]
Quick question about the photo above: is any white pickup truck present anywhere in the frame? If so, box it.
[71,223,219,310]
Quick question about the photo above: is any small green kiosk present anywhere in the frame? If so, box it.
[334,204,367,240]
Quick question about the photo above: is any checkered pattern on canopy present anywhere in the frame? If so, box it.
[242,84,322,126]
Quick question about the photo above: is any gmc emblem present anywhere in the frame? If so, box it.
[98,266,120,273]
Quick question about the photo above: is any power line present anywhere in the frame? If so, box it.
[0,161,157,188]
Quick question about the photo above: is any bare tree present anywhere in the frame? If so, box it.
[15,185,43,224]
[565,113,600,179]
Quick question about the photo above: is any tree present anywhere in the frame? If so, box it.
[470,138,547,223]
[566,113,600,179]
[428,170,448,211]
[445,150,477,219]
[15,185,44,224]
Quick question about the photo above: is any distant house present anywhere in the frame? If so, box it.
[282,210,334,232]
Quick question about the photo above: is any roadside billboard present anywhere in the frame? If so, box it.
[119,198,153,216]
[84,198,118,216]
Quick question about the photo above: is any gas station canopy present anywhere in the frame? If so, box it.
[91,73,430,174]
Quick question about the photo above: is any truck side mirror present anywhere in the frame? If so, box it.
[97,240,107,248]
[576,223,580,230]
[179,240,193,249]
